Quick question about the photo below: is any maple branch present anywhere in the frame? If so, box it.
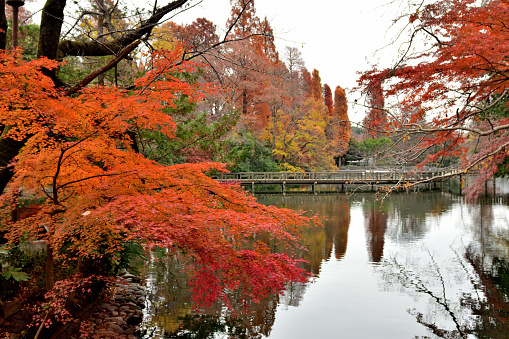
[223,0,253,41]
[471,52,509,82]
[66,40,141,96]
[136,30,275,94]
[404,139,509,189]
[200,45,275,75]
[61,11,100,40]
[411,121,509,136]
[469,89,509,114]
[200,54,225,87]
[56,171,135,192]
[420,26,444,46]
[49,134,98,203]
[34,309,51,339]
[52,148,66,204]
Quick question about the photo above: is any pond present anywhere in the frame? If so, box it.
[140,188,509,338]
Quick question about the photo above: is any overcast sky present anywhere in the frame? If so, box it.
[25,0,408,122]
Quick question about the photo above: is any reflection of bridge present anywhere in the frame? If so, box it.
[215,170,452,194]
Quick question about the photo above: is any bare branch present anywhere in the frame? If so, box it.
[66,40,141,95]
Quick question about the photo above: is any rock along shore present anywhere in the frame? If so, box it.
[1,270,146,339]
[79,270,146,339]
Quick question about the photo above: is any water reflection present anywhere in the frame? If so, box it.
[140,191,509,339]
[373,195,509,339]
[142,253,281,338]
[260,195,351,275]
[364,202,388,263]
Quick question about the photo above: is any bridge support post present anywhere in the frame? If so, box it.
[252,182,255,194]
[313,182,317,195]
[282,181,286,195]
[459,174,463,195]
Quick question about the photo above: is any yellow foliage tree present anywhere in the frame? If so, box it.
[262,98,335,171]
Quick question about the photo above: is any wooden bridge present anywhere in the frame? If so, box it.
[215,169,452,194]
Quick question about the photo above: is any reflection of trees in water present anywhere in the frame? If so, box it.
[462,196,509,337]
[139,193,509,338]
[278,281,308,309]
[140,252,281,339]
[257,195,351,274]
[381,192,457,244]
[377,245,509,339]
[373,194,509,338]
[141,253,194,337]
[157,293,280,339]
[384,250,469,338]
[469,198,509,260]
[328,198,350,260]
[462,246,509,339]
[363,202,388,263]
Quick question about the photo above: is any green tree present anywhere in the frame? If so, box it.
[222,131,281,172]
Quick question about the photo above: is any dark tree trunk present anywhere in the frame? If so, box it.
[45,243,55,290]
[37,0,67,86]
[0,134,25,194]
[37,0,67,60]
[0,0,7,50]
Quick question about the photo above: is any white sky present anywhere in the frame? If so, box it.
[25,0,408,123]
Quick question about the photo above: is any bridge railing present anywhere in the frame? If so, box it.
[215,170,448,183]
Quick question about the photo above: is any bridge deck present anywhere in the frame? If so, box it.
[215,170,450,185]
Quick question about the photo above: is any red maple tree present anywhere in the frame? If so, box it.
[359,0,509,198]
[0,48,316,307]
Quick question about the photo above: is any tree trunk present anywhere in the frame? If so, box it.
[242,90,247,116]
[272,109,277,160]
[38,0,67,60]
[37,0,67,85]
[45,243,55,290]
[0,136,25,194]
[96,0,105,85]
[0,0,7,50]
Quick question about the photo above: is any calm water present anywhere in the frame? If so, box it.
[140,189,509,338]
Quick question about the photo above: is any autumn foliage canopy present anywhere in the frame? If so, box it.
[0,47,316,307]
